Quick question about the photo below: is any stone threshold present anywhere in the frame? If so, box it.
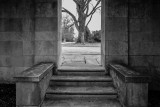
[58,65,105,72]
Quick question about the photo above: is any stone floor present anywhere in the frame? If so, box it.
[42,98,122,107]
[61,54,101,66]
[61,45,101,66]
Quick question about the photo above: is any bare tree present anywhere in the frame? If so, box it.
[62,14,74,42]
[62,14,74,29]
[62,0,101,44]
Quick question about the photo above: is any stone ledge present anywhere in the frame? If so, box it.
[108,64,150,107]
[14,63,54,82]
[109,64,151,83]
[15,63,54,106]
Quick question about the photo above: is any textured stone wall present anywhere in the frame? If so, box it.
[0,0,58,83]
[109,65,148,107]
[109,69,126,106]
[105,0,160,91]
[34,0,58,64]
[1,0,160,91]
[128,0,160,90]
[105,0,128,65]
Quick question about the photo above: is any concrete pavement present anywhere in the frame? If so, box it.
[61,46,101,66]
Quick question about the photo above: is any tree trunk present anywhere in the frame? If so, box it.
[76,16,86,44]
[85,26,91,42]
[63,38,66,42]
[77,31,85,44]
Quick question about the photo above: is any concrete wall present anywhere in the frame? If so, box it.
[0,0,58,83]
[105,0,128,65]
[128,0,160,90]
[34,0,58,64]
[105,0,160,90]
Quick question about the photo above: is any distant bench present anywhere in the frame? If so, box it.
[108,64,151,107]
[14,63,54,107]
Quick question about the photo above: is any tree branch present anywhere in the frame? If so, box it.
[87,0,101,17]
[85,5,89,16]
[86,13,93,26]
[66,23,75,29]
[73,0,80,5]
[62,7,79,31]
[84,0,91,11]
[90,6,101,16]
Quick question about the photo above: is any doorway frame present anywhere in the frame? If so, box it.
[57,0,106,68]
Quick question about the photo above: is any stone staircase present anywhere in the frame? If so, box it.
[42,66,122,107]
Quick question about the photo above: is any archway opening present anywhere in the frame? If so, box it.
[58,0,105,68]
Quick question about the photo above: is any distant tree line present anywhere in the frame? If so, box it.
[85,29,101,43]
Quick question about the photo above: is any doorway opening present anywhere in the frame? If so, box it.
[58,0,105,68]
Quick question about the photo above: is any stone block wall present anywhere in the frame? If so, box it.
[0,0,160,91]
[104,0,160,91]
[0,0,58,83]
[105,0,128,65]
[128,0,160,90]
[34,0,58,64]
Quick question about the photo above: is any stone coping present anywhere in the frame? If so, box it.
[14,63,54,82]
[109,64,151,83]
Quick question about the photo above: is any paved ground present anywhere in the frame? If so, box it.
[43,98,122,107]
[61,45,101,66]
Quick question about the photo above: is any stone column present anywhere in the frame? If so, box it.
[34,0,58,65]
[105,0,128,65]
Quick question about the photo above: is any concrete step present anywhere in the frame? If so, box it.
[46,86,117,98]
[49,76,113,86]
[42,97,122,107]
[57,71,107,76]
[43,66,120,107]
[57,66,106,76]
[58,65,105,72]
[50,75,112,81]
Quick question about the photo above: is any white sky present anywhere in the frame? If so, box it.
[62,0,101,32]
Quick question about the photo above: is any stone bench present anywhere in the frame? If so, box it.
[108,64,151,107]
[14,63,54,107]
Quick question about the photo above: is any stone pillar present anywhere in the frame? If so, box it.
[101,0,106,67]
[105,0,128,65]
[57,0,62,67]
[34,0,58,65]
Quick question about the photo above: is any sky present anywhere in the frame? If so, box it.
[62,0,101,32]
